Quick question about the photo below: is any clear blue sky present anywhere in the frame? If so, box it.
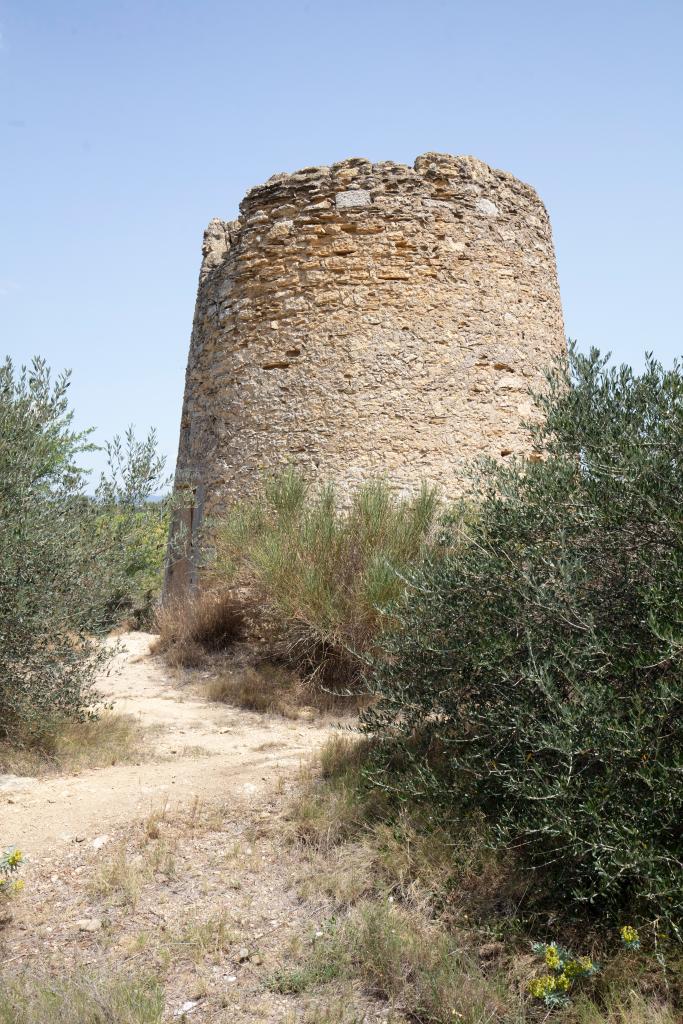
[1,0,681,477]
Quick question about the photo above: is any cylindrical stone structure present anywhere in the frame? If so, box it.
[165,152,565,595]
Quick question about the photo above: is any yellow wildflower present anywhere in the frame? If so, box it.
[564,956,593,978]
[556,973,571,992]
[545,944,561,969]
[620,925,639,946]
[528,975,556,999]
[7,849,23,867]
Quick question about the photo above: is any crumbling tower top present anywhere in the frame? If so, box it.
[166,153,565,595]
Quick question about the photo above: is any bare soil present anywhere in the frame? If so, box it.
[1,633,332,858]
[1,633,396,1022]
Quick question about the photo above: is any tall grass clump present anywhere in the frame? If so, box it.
[153,589,246,667]
[362,346,683,937]
[270,901,512,1023]
[0,969,164,1024]
[211,473,439,683]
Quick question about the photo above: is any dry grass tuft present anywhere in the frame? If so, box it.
[286,736,683,1023]
[205,663,299,717]
[271,900,513,1023]
[0,967,164,1024]
[204,661,360,719]
[288,736,388,851]
[91,823,179,908]
[570,991,681,1024]
[298,997,379,1024]
[0,711,144,777]
[169,912,236,965]
[91,845,147,907]
[318,734,372,779]
[153,590,246,667]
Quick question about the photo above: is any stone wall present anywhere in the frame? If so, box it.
[165,152,565,594]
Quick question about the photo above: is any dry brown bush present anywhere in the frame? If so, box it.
[205,661,361,719]
[205,664,297,717]
[152,590,246,667]
[0,711,144,776]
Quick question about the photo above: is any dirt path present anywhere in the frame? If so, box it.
[1,634,402,1022]
[1,633,333,861]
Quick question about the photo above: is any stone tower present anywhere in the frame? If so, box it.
[165,152,565,595]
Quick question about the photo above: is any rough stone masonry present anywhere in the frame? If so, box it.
[165,152,566,594]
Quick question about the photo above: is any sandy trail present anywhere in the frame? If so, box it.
[1,633,332,861]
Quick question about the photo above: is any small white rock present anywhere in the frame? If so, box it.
[77,917,102,932]
[174,1001,198,1017]
[91,834,110,850]
[475,197,499,217]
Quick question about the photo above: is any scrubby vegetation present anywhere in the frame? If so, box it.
[0,711,145,777]
[3,344,681,1020]
[210,471,439,683]
[153,589,246,667]
[361,347,683,937]
[199,346,682,947]
[285,735,682,1023]
[0,969,164,1024]
[0,357,169,747]
[181,345,682,1018]
[93,426,170,629]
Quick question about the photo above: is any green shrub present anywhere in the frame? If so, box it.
[0,358,108,737]
[362,347,683,935]
[0,357,169,741]
[210,471,439,683]
[93,427,171,628]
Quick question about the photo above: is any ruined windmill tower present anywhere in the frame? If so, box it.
[165,152,565,596]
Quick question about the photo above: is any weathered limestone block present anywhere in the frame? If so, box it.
[165,153,566,595]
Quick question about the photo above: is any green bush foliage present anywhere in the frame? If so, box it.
[0,357,169,740]
[93,427,170,627]
[0,358,107,736]
[362,347,683,935]
[211,471,439,681]
[0,847,24,904]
